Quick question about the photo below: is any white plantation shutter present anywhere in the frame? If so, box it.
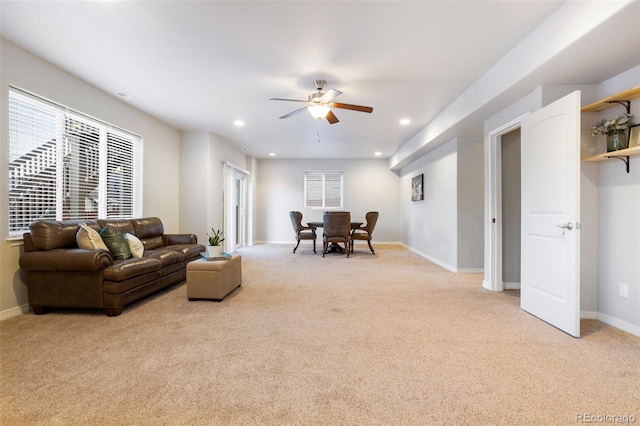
[63,115,101,221]
[7,88,143,237]
[304,172,324,208]
[324,172,342,208]
[106,130,142,219]
[8,92,60,232]
[304,171,343,209]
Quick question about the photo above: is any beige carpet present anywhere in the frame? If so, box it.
[1,244,638,425]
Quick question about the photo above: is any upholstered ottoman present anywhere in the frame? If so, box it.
[186,255,242,301]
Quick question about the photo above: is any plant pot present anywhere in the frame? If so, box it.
[207,245,223,257]
[607,131,628,152]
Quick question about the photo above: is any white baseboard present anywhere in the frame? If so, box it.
[399,243,483,274]
[0,304,30,321]
[580,310,598,320]
[400,243,456,272]
[503,281,521,290]
[457,268,483,274]
[597,312,640,338]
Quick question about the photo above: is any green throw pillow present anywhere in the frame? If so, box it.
[100,225,132,260]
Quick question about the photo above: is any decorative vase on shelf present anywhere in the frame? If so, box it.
[606,131,628,152]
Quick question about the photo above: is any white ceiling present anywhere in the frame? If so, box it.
[1,1,638,160]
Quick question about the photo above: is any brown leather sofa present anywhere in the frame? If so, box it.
[19,217,205,316]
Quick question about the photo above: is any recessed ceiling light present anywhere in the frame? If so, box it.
[234,120,245,127]
[268,152,276,157]
[374,152,382,156]
[399,118,411,125]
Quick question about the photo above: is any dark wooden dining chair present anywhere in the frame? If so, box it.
[289,211,316,253]
[322,211,351,258]
[350,211,379,254]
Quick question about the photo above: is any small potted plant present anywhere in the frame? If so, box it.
[591,113,633,152]
[207,228,225,257]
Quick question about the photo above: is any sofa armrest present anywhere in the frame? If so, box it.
[163,234,198,245]
[20,248,113,272]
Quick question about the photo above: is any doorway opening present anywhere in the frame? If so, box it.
[486,113,527,292]
[500,128,521,292]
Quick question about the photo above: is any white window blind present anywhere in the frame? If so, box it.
[8,89,143,237]
[304,171,343,209]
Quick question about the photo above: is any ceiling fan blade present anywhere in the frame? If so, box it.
[270,98,308,103]
[332,102,373,113]
[326,110,339,125]
[279,107,308,119]
[319,89,342,103]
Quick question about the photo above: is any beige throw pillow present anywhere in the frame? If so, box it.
[76,223,109,251]
[124,233,144,258]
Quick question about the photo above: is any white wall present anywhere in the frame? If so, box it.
[457,137,484,271]
[580,162,599,316]
[180,130,248,249]
[0,40,183,318]
[400,140,459,271]
[255,158,400,245]
[591,91,640,333]
[180,131,210,243]
[597,158,640,329]
[399,137,484,272]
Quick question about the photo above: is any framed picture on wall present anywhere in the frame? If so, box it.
[629,124,640,149]
[411,174,423,201]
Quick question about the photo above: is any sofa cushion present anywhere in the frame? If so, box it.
[145,249,184,266]
[164,244,206,260]
[100,225,132,260]
[141,236,165,250]
[124,233,144,257]
[103,270,163,294]
[98,219,135,235]
[130,217,164,239]
[30,220,100,250]
[103,257,162,281]
[76,223,109,251]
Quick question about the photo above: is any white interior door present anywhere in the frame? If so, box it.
[521,91,581,337]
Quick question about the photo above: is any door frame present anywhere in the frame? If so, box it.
[223,161,251,253]
[484,113,528,292]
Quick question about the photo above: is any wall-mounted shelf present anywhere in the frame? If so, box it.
[581,86,640,112]
[581,86,640,173]
[581,146,640,173]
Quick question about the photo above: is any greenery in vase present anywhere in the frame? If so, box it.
[591,113,633,136]
[207,228,224,246]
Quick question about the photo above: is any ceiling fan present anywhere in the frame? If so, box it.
[270,80,373,124]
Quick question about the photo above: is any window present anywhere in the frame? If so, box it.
[8,88,142,237]
[304,171,343,209]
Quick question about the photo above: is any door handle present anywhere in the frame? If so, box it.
[555,222,573,236]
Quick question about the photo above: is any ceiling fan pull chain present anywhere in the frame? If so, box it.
[317,121,321,143]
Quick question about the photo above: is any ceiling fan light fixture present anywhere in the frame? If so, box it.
[308,105,331,120]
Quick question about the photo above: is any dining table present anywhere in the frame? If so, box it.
[307,221,363,254]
